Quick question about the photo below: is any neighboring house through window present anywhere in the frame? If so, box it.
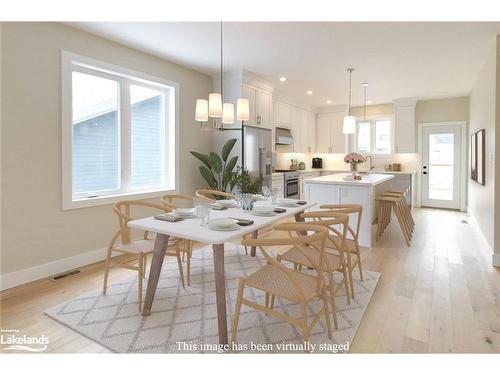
[62,51,179,209]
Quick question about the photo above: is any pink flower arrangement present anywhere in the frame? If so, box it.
[344,152,365,164]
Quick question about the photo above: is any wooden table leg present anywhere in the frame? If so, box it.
[249,230,258,257]
[213,243,228,345]
[142,233,170,316]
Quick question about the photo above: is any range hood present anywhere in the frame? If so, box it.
[275,127,294,145]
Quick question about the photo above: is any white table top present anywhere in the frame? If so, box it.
[128,202,316,245]
[303,173,395,186]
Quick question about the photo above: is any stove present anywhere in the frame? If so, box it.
[274,170,299,198]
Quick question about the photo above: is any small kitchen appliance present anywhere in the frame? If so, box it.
[312,157,323,169]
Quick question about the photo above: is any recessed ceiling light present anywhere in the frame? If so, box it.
[307,90,313,95]
[326,100,332,104]
[279,76,286,82]
[367,100,372,104]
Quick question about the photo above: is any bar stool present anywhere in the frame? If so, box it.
[383,191,415,234]
[376,195,412,247]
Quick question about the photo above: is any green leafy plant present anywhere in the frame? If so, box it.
[232,168,263,194]
[190,138,239,192]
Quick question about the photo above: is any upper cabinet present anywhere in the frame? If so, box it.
[242,82,273,129]
[273,100,291,127]
[316,112,346,153]
[274,100,316,153]
[394,98,417,153]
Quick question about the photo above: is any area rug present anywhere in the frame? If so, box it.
[45,245,379,353]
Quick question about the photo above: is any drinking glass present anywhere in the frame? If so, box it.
[194,199,207,225]
[242,194,254,211]
[261,185,270,198]
[271,188,279,205]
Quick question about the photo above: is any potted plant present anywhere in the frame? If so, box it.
[344,152,365,175]
[190,138,239,194]
[231,168,263,210]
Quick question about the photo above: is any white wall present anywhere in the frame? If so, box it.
[468,38,496,253]
[0,23,213,284]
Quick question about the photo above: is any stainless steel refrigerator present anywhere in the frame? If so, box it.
[242,125,272,189]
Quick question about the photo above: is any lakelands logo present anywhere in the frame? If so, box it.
[1,329,49,352]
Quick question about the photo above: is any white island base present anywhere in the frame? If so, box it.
[303,173,395,247]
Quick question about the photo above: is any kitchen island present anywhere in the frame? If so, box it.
[303,173,395,247]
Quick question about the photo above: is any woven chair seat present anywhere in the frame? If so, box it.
[329,236,356,252]
[244,264,319,302]
[280,245,342,272]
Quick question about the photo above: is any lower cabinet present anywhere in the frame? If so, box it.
[299,171,321,199]
[272,175,284,198]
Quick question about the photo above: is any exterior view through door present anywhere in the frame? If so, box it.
[421,123,462,209]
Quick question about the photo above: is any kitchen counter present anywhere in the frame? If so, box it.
[304,173,394,186]
[303,173,395,247]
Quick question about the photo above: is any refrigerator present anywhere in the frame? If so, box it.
[242,125,273,189]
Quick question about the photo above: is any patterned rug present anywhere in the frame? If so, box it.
[45,245,379,353]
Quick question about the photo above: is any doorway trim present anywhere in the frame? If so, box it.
[416,121,467,211]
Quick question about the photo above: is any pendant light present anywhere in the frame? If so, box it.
[194,22,249,131]
[358,82,369,126]
[342,68,356,134]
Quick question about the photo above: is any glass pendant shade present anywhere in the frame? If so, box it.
[208,93,223,118]
[342,115,356,134]
[236,98,250,121]
[195,99,209,122]
[222,103,234,124]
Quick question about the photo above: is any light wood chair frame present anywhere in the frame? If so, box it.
[376,194,413,247]
[194,189,236,202]
[276,211,350,329]
[160,194,196,285]
[103,200,185,311]
[231,223,332,350]
[319,204,363,299]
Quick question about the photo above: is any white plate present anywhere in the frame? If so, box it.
[277,198,299,207]
[251,211,277,217]
[173,208,196,217]
[208,223,240,231]
[218,199,236,207]
[252,206,275,214]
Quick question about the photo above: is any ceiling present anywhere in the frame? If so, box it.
[68,22,500,107]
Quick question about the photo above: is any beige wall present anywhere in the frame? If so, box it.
[495,36,500,259]
[1,23,213,275]
[468,38,496,250]
[416,97,469,124]
[350,103,394,118]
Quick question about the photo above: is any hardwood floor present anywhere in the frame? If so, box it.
[0,208,498,353]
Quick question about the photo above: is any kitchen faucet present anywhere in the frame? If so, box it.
[364,155,374,170]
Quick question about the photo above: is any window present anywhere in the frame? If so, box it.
[355,119,392,154]
[62,52,178,209]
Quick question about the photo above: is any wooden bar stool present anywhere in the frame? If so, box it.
[382,191,415,235]
[376,196,412,247]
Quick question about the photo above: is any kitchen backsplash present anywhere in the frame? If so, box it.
[275,152,420,172]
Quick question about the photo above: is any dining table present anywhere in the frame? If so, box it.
[128,200,316,345]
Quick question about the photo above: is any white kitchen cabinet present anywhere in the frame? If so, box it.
[273,100,291,127]
[272,175,284,198]
[242,83,272,129]
[394,98,417,153]
[299,171,321,199]
[316,112,346,153]
[302,110,316,153]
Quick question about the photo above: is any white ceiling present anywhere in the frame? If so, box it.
[68,22,500,107]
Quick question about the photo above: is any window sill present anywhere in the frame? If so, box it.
[63,188,176,210]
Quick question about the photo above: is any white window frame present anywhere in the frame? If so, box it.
[61,51,180,210]
[353,114,395,155]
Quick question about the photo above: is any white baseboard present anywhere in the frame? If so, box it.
[493,253,500,267]
[466,211,498,267]
[0,246,108,291]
